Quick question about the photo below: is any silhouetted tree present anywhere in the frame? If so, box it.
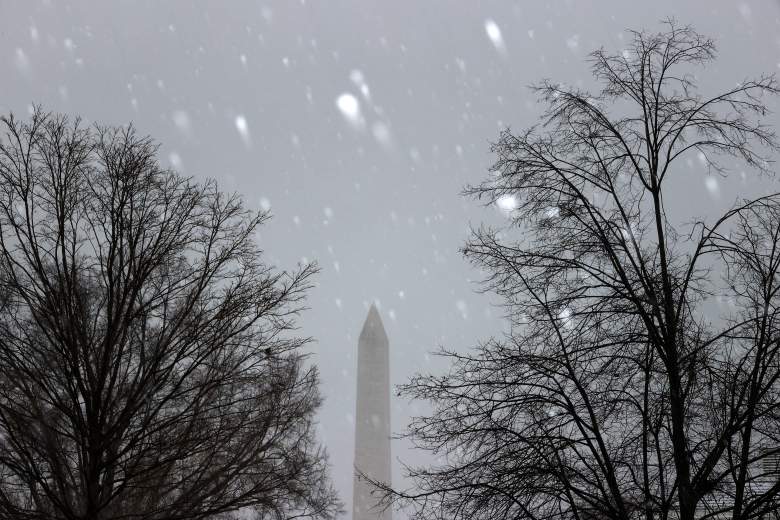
[0,109,340,520]
[378,21,780,520]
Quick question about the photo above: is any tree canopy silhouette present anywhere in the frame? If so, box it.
[0,109,340,520]
[378,21,780,520]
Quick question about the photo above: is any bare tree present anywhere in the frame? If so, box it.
[379,21,780,520]
[0,109,341,520]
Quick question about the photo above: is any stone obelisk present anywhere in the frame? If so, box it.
[353,304,392,520]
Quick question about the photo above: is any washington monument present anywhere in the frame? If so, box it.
[353,304,392,520]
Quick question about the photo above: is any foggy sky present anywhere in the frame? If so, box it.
[2,2,780,517]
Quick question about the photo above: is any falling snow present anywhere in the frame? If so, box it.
[336,93,362,127]
[172,110,191,135]
[14,48,29,72]
[349,69,371,100]
[697,151,708,167]
[371,121,392,147]
[559,308,573,328]
[496,194,518,215]
[705,176,720,198]
[168,152,183,170]
[235,115,250,145]
[2,3,776,514]
[484,19,506,53]
[738,3,752,21]
[455,299,468,320]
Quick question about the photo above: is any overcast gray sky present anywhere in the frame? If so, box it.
[2,1,780,517]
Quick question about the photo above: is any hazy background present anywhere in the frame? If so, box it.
[2,1,780,517]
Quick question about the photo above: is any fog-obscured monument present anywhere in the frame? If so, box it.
[353,304,392,520]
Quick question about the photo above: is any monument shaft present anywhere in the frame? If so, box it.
[353,305,391,520]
